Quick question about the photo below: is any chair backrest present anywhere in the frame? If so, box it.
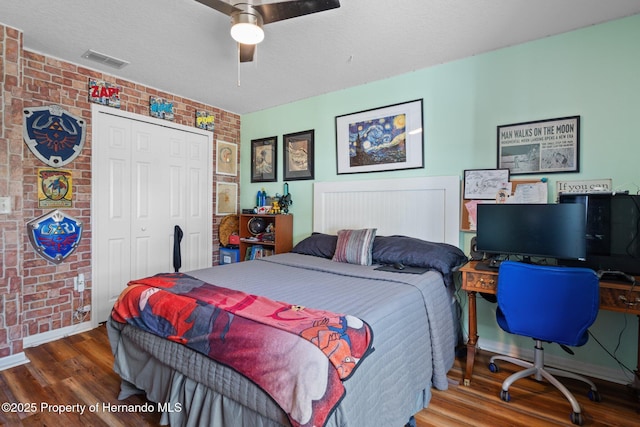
[496,261,599,347]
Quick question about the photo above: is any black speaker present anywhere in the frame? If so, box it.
[469,236,484,261]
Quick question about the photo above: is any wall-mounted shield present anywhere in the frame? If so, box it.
[27,210,83,264]
[23,105,86,167]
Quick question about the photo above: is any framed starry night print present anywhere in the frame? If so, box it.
[335,99,424,174]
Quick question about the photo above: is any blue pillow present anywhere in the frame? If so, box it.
[372,235,468,273]
[292,233,337,258]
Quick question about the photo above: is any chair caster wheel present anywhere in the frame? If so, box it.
[500,389,510,402]
[488,362,499,373]
[570,411,583,425]
[588,389,601,402]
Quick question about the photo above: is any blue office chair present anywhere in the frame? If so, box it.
[488,261,601,426]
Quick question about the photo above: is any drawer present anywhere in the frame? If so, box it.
[463,271,498,292]
[599,285,640,315]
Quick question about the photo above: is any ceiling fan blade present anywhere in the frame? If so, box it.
[253,0,340,25]
[239,43,256,62]
[195,0,240,16]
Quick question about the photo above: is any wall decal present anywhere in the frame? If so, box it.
[23,105,87,167]
[196,111,215,131]
[88,79,122,108]
[27,210,83,264]
[150,96,174,121]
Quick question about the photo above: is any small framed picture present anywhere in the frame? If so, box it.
[251,137,277,182]
[216,182,237,215]
[284,129,314,181]
[216,140,237,176]
[463,168,510,200]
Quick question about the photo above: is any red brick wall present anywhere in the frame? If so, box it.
[0,23,240,358]
[0,25,25,358]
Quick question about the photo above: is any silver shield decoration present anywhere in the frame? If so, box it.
[23,105,86,167]
[27,210,83,264]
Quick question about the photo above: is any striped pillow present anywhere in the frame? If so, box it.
[332,228,377,265]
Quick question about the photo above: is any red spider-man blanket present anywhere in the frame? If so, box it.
[111,273,373,427]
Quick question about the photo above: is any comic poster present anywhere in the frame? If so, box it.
[38,168,72,208]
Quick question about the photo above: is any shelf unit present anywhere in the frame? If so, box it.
[238,214,293,261]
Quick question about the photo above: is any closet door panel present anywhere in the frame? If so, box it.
[93,113,133,322]
[131,122,174,277]
[183,133,212,270]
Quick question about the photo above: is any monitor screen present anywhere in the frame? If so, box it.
[559,193,640,274]
[476,203,586,262]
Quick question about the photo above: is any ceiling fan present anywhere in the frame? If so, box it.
[196,0,341,62]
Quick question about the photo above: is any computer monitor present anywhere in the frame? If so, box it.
[559,193,640,275]
[476,203,587,263]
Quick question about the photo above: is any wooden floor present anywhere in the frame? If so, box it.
[0,325,638,426]
[0,325,162,427]
[417,350,640,427]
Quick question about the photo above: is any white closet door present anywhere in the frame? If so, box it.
[182,131,212,271]
[130,120,177,279]
[92,106,212,323]
[93,112,133,323]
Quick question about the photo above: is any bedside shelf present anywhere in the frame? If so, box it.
[238,214,293,261]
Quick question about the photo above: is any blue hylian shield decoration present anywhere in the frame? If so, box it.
[27,210,83,264]
[23,105,86,167]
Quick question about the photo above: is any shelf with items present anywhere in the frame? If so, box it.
[238,214,293,261]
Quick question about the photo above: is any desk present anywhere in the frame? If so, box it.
[460,260,640,387]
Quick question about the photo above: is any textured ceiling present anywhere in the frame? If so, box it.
[3,0,640,114]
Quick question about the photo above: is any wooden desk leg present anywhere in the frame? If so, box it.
[464,290,478,386]
[634,315,640,398]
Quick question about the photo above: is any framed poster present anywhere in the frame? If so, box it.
[283,129,314,181]
[216,182,237,215]
[497,116,580,175]
[335,99,423,174]
[251,137,277,182]
[38,168,73,208]
[216,140,237,176]
[463,168,510,200]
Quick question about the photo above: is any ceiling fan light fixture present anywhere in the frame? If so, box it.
[230,6,264,45]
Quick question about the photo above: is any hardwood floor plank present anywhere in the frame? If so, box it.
[22,344,65,387]
[0,324,637,426]
[1,365,53,415]
[44,338,82,362]
[0,378,22,426]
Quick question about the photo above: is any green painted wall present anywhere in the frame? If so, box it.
[240,15,640,379]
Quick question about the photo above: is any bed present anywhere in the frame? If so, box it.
[107,176,466,427]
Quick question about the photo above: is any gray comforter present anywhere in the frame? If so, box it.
[108,253,459,427]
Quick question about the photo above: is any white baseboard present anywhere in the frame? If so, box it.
[478,337,633,385]
[23,321,94,349]
[0,352,29,371]
[0,321,96,371]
